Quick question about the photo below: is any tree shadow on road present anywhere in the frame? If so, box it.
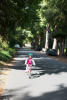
[9,49,67,78]
[1,85,67,100]
[20,85,67,100]
[33,57,67,77]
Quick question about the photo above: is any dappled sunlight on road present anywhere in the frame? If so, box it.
[1,72,67,100]
[1,48,67,100]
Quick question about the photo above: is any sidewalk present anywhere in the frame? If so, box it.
[0,60,14,95]
[0,65,10,96]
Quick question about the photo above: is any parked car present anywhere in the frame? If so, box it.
[14,44,20,49]
[48,49,57,56]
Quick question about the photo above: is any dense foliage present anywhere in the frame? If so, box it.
[0,36,16,62]
[0,0,67,50]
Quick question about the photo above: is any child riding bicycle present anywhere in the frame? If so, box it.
[25,53,35,78]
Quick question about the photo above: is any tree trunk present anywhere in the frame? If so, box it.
[59,39,64,56]
[61,40,64,56]
[52,38,57,50]
[65,48,67,56]
[45,31,49,49]
[65,37,67,56]
[45,25,50,51]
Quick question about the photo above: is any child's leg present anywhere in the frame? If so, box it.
[30,67,32,74]
[25,65,29,73]
[29,65,32,78]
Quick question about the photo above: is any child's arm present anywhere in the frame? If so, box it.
[25,59,27,65]
[32,59,35,66]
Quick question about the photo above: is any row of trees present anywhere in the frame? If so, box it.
[0,0,67,55]
[43,0,67,55]
[25,0,67,55]
[0,0,26,46]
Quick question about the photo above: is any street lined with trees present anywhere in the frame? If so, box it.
[0,0,67,98]
[0,0,67,62]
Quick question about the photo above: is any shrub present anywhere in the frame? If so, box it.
[0,36,16,62]
[0,50,12,61]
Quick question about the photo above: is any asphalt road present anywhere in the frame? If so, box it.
[1,48,67,100]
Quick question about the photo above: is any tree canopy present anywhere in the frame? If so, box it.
[0,0,67,48]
